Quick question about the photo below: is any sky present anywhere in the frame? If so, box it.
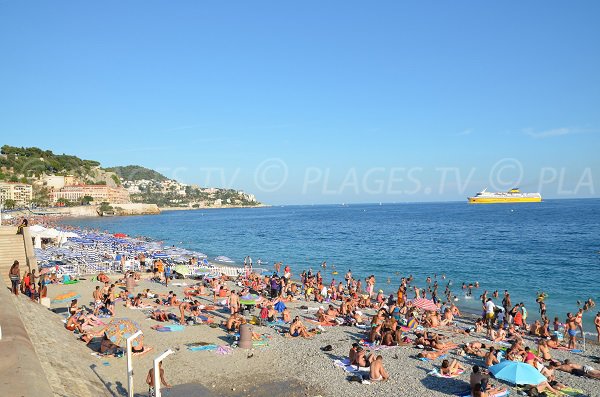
[1,1,599,204]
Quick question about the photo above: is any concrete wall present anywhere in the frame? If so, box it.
[0,278,54,396]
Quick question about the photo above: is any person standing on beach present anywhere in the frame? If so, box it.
[565,313,578,349]
[139,252,146,272]
[164,263,172,287]
[9,260,20,295]
[146,361,171,396]
[229,290,240,314]
[594,312,600,343]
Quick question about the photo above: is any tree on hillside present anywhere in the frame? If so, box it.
[3,199,16,209]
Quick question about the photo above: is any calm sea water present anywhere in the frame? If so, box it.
[62,199,600,333]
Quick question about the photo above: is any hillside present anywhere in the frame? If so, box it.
[105,165,168,181]
[0,145,101,181]
[0,145,262,208]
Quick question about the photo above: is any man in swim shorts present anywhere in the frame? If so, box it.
[565,312,578,349]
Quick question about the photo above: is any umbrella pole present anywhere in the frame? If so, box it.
[154,349,174,397]
[126,330,143,397]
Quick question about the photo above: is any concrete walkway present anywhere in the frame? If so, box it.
[0,278,54,397]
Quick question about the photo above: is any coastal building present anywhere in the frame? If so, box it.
[0,182,33,206]
[50,185,131,204]
[42,175,66,190]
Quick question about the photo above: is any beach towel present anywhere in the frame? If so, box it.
[188,344,218,351]
[544,387,586,397]
[215,346,233,355]
[428,368,465,378]
[360,341,399,351]
[460,390,509,397]
[151,324,184,332]
[333,358,369,373]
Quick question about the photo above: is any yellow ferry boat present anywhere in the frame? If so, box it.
[467,188,542,204]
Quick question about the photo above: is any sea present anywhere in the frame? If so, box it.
[62,199,600,334]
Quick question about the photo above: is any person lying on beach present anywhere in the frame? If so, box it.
[462,343,487,357]
[78,310,103,329]
[526,380,566,396]
[440,359,465,376]
[417,350,449,360]
[430,335,458,350]
[97,272,110,283]
[472,382,507,397]
[151,309,170,322]
[538,361,567,389]
[289,317,314,338]
[369,355,389,381]
[557,359,600,379]
[451,326,474,336]
[546,335,565,349]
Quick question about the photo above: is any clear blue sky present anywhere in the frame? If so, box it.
[1,1,599,204]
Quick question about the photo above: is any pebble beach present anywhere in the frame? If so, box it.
[14,265,600,397]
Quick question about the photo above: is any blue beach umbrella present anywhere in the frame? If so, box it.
[489,361,546,385]
[152,252,169,259]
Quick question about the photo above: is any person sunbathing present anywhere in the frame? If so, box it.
[382,331,396,346]
[492,327,507,342]
[463,343,487,358]
[354,346,375,367]
[417,350,448,360]
[529,320,542,336]
[348,343,359,364]
[484,347,499,367]
[557,359,600,379]
[99,335,120,354]
[546,335,565,349]
[527,381,566,396]
[282,307,291,323]
[440,359,465,376]
[431,337,458,350]
[537,339,554,362]
[225,313,245,332]
[131,294,143,307]
[440,310,454,326]
[473,383,507,397]
[289,317,314,338]
[65,314,84,333]
[151,309,170,322]
[97,272,110,283]
[369,355,389,381]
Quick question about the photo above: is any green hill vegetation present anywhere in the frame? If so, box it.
[0,145,100,181]
[105,165,168,182]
